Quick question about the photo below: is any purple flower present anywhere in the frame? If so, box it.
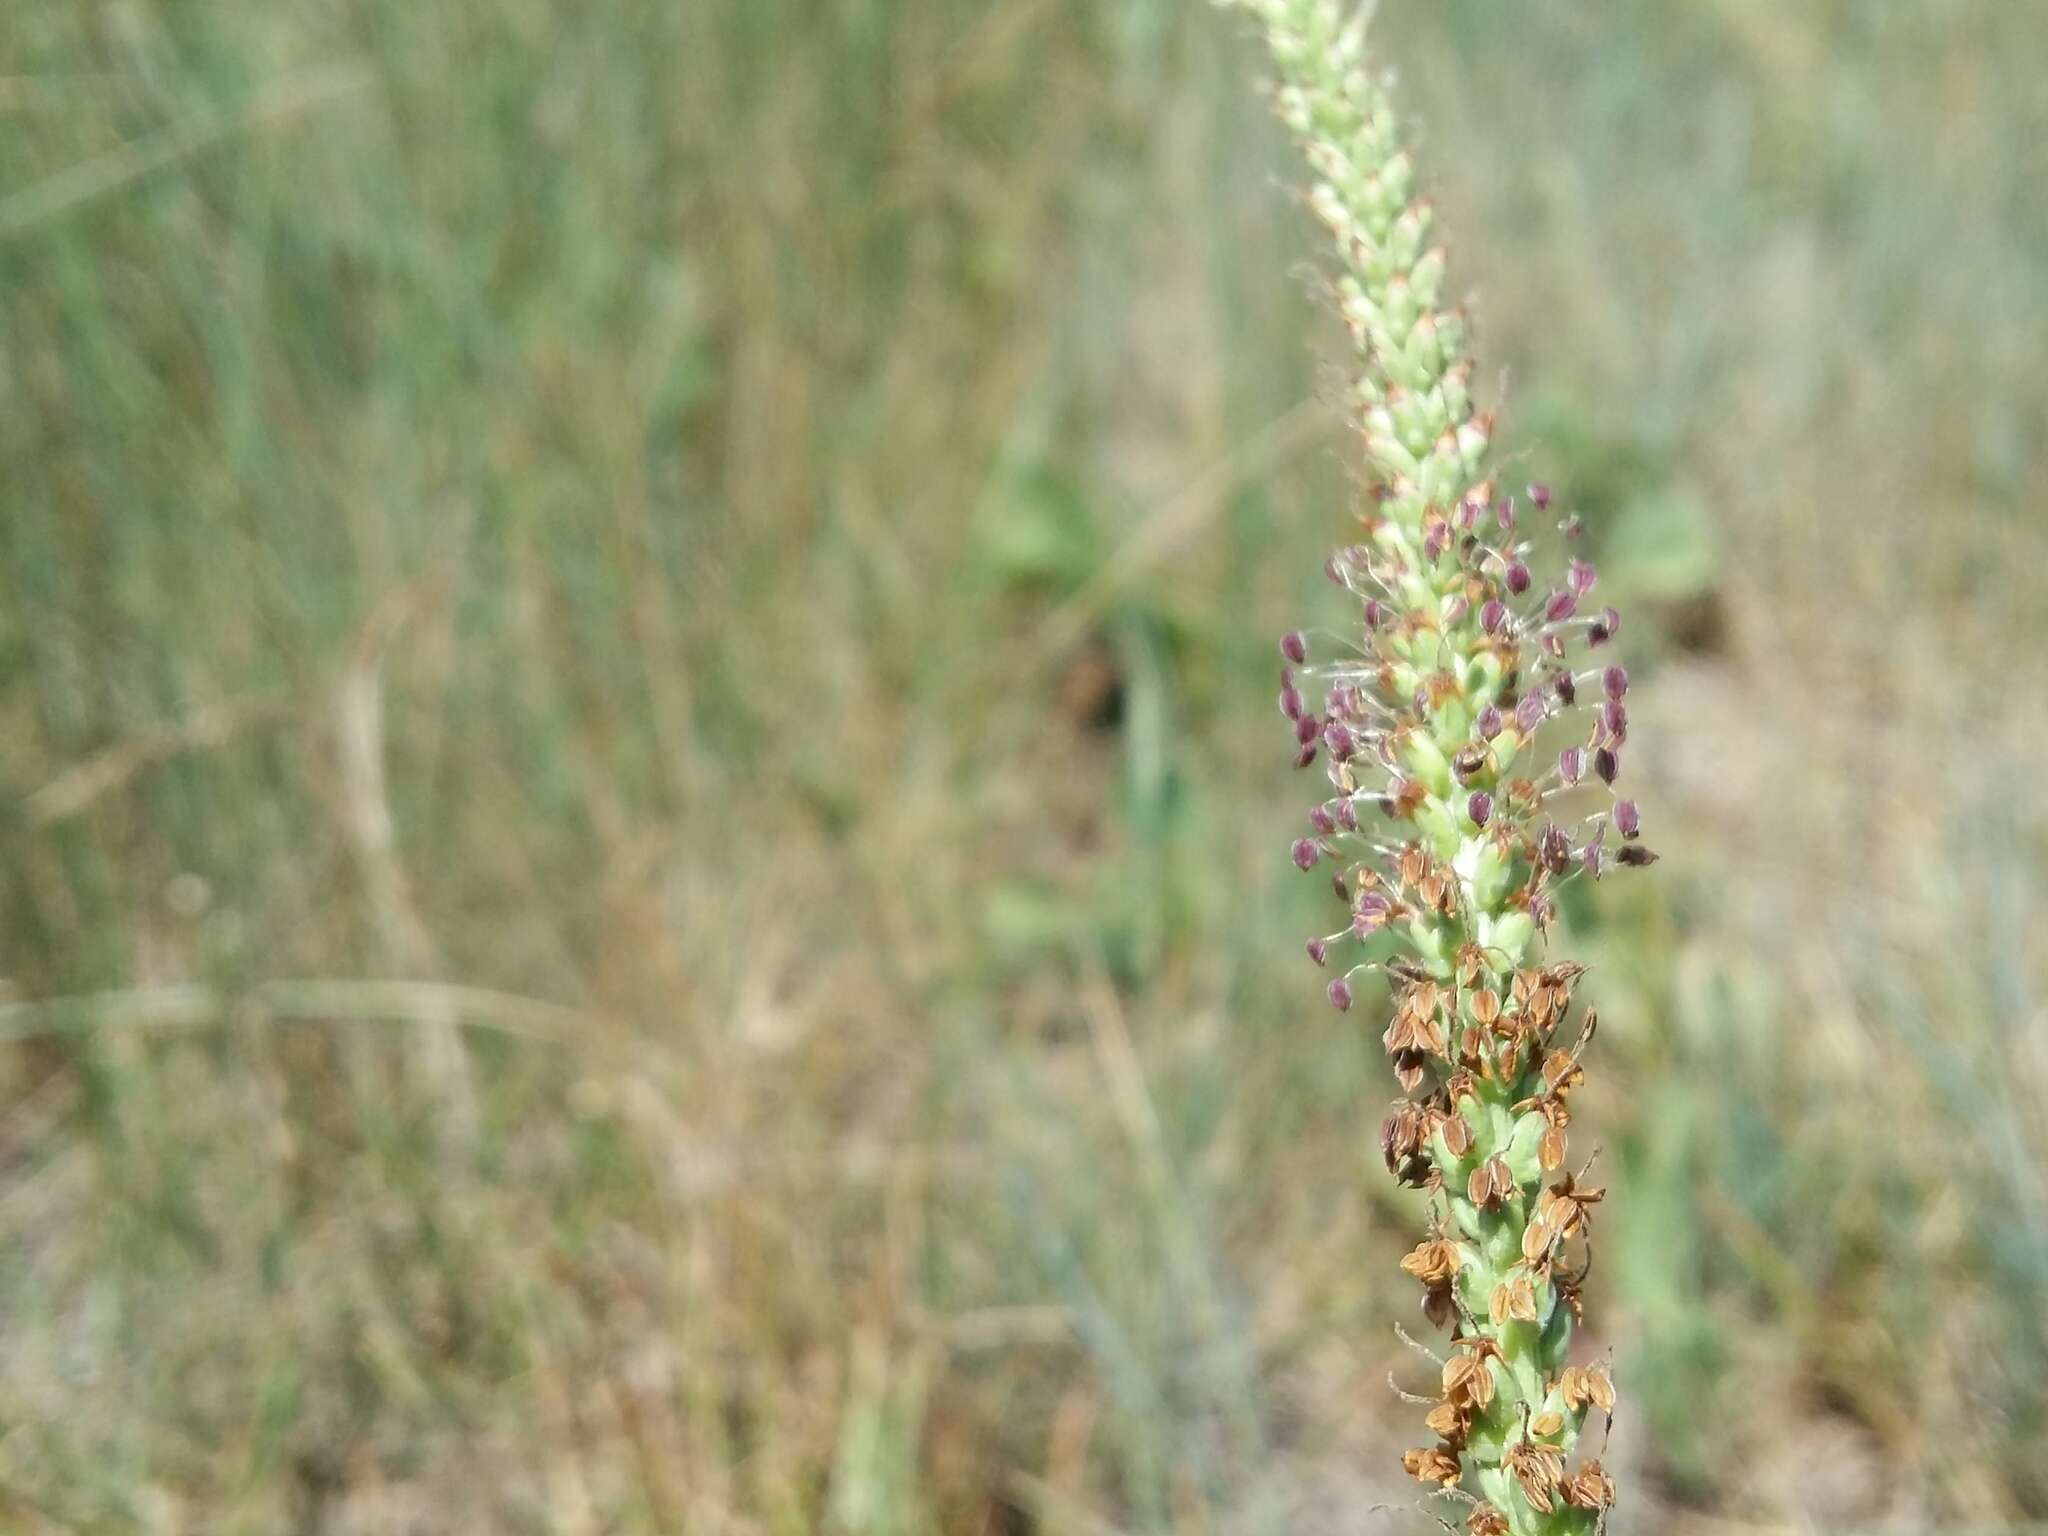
[1545,589,1578,624]
[1568,557,1598,598]
[1310,805,1338,835]
[1594,747,1619,785]
[1506,561,1532,595]
[1559,746,1585,785]
[1477,706,1504,741]
[1281,631,1308,664]
[1528,483,1553,510]
[1480,599,1508,634]
[1614,799,1641,839]
[1292,838,1321,871]
[1603,665,1629,700]
[1328,978,1354,1011]
[1306,937,1328,966]
[1468,791,1493,827]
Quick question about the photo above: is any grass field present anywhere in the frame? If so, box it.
[3,1,2046,1531]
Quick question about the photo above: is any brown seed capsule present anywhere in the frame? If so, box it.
[1521,1208,1561,1265]
[1562,1460,1617,1510]
[1381,1101,1430,1171]
[1394,1050,1429,1094]
[1541,1049,1584,1094]
[1402,1445,1462,1489]
[1557,1361,1617,1414]
[1540,1173,1606,1239]
[1470,988,1502,1028]
[1467,1506,1509,1536]
[1400,1237,1464,1287]
[1439,1112,1473,1158]
[1539,1119,1568,1171]
[1424,1397,1467,1442]
[1468,1154,1515,1210]
[1422,1283,1456,1328]
[1531,1410,1565,1439]
[1489,1273,1540,1326]
[1506,1442,1565,1514]
[1441,1352,1496,1411]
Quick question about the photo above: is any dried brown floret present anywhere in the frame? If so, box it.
[1562,1459,1617,1510]
[1506,1441,1565,1513]
[1400,1237,1464,1287]
[1402,1445,1463,1489]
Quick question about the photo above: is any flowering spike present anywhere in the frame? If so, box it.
[1222,1,1658,1521]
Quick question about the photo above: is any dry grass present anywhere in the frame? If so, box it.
[1,1,2045,1531]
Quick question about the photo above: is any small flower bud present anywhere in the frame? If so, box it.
[1459,498,1483,531]
[1583,840,1605,879]
[1588,605,1621,646]
[1568,557,1598,597]
[1293,743,1318,769]
[1328,978,1354,1011]
[1506,561,1532,595]
[1296,714,1319,746]
[1309,805,1337,835]
[1364,599,1388,629]
[1602,665,1629,700]
[1539,823,1572,873]
[1292,838,1320,871]
[1497,497,1518,532]
[1477,706,1504,740]
[1281,632,1307,664]
[1280,686,1304,721]
[1336,798,1360,831]
[1614,799,1641,839]
[1468,791,1493,827]
[1594,747,1619,785]
[1325,555,1348,586]
[1515,693,1545,735]
[1553,671,1577,707]
[1558,746,1584,785]
[1528,483,1552,510]
[1306,937,1328,966]
[1324,720,1357,759]
[1480,598,1507,634]
[1545,589,1578,623]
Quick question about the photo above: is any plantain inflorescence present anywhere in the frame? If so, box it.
[1220,2,1656,1530]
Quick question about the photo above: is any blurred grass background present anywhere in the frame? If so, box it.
[3,0,2047,1531]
